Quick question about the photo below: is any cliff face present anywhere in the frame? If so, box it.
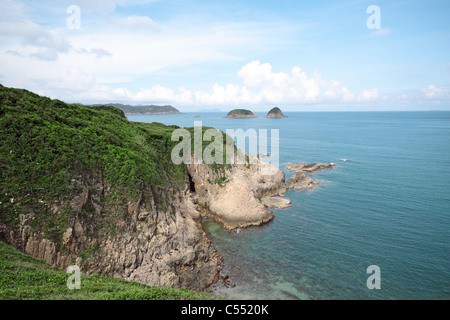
[1,176,220,290]
[0,85,219,291]
[186,158,286,230]
[0,85,335,293]
[186,159,335,230]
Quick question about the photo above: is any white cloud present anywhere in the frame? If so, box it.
[422,85,450,99]
[0,6,72,61]
[357,89,380,102]
[58,60,381,107]
[76,47,112,58]
[0,2,385,108]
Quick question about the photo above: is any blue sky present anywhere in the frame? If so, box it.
[0,0,449,111]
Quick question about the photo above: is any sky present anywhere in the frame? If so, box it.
[0,0,449,111]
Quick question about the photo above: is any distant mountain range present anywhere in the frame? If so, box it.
[91,103,182,115]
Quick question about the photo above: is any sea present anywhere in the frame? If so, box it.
[127,111,450,300]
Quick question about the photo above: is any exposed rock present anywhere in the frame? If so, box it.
[187,158,286,230]
[1,179,221,291]
[266,107,287,118]
[261,196,291,208]
[186,159,335,230]
[286,162,335,174]
[70,188,89,211]
[223,109,257,119]
[286,173,318,190]
[286,162,335,190]
[1,148,334,294]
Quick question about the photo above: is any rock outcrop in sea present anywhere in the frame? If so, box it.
[266,107,287,118]
[224,109,257,119]
[186,157,335,230]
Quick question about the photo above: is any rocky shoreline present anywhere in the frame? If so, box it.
[190,159,335,290]
[187,158,335,230]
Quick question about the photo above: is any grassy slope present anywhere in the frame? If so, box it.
[0,84,188,244]
[0,84,186,198]
[0,241,218,300]
[0,85,230,300]
[0,85,236,299]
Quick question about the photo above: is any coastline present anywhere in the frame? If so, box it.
[188,158,336,292]
[187,156,335,231]
[125,112,182,115]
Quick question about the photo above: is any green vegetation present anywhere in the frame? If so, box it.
[0,85,186,197]
[92,103,181,115]
[87,105,127,118]
[0,241,218,300]
[184,126,234,187]
[0,85,237,299]
[266,107,287,118]
[0,84,189,242]
[224,109,256,118]
[267,107,282,115]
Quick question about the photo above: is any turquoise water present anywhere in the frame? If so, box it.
[128,112,450,300]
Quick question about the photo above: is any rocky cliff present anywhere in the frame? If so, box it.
[186,156,335,230]
[0,85,335,293]
[0,85,218,291]
[0,169,221,291]
[186,159,285,230]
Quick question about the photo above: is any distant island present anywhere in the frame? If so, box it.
[224,109,257,118]
[91,103,182,115]
[266,107,287,118]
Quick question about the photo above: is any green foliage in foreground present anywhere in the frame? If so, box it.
[0,241,219,300]
[0,84,186,201]
[0,84,189,238]
[87,105,127,119]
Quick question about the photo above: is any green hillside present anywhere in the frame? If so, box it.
[0,241,217,300]
[224,109,256,118]
[0,84,232,299]
[0,84,187,235]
